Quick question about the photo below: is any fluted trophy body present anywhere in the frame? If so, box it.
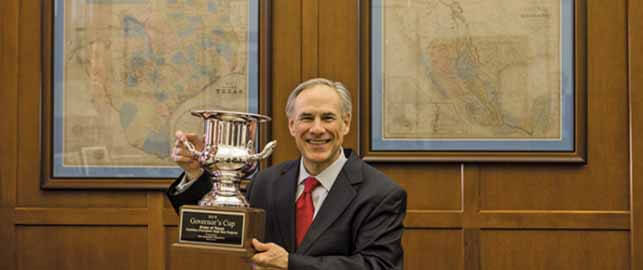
[182,110,277,208]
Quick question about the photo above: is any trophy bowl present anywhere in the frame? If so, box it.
[181,110,277,207]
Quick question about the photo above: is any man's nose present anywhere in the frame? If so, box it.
[310,118,325,133]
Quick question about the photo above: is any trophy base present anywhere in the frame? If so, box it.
[172,243,256,257]
[177,205,265,257]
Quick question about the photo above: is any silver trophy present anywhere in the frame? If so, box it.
[181,110,276,208]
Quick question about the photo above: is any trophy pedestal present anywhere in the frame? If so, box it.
[175,205,265,257]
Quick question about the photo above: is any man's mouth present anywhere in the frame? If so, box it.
[306,139,331,145]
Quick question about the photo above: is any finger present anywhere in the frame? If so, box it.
[175,130,186,140]
[173,145,194,157]
[172,154,196,164]
[183,132,200,140]
[183,132,204,147]
[252,239,270,252]
[171,148,199,165]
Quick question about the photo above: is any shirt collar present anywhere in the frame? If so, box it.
[298,148,347,191]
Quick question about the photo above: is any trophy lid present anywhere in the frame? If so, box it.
[191,110,272,123]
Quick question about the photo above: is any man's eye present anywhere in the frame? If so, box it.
[323,116,335,121]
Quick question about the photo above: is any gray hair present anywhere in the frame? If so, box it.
[285,78,352,119]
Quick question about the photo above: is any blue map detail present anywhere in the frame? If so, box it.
[148,70,160,84]
[172,51,186,65]
[168,12,185,20]
[123,16,146,37]
[143,127,170,157]
[127,74,138,87]
[119,103,138,129]
[455,52,476,81]
[178,16,203,38]
[215,43,233,62]
[208,1,217,12]
[201,37,214,49]
[155,91,168,102]
[131,55,145,68]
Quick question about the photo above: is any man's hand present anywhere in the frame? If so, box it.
[249,238,288,270]
[171,130,204,180]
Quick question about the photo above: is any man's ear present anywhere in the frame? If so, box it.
[288,118,297,136]
[342,113,351,135]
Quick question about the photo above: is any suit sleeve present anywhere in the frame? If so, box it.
[166,172,213,214]
[288,187,407,270]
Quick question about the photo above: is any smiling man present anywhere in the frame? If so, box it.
[167,78,407,270]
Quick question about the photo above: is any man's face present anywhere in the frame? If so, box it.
[288,85,351,173]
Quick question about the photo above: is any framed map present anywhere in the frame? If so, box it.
[361,0,586,162]
[41,0,271,188]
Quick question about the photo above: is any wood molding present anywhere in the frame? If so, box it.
[259,0,273,170]
[301,0,319,79]
[270,0,302,165]
[629,0,643,269]
[1,0,18,268]
[463,229,480,270]
[462,164,480,228]
[40,179,173,190]
[479,210,630,230]
[0,0,18,208]
[147,194,165,270]
[164,208,180,226]
[319,0,359,150]
[0,208,16,270]
[404,210,629,230]
[462,164,481,270]
[403,210,463,229]
[14,208,149,225]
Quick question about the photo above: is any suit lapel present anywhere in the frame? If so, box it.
[296,151,362,254]
[273,162,298,252]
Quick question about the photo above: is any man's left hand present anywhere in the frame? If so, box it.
[249,238,288,269]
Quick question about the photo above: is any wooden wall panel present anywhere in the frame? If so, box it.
[319,0,359,150]
[0,0,19,208]
[301,0,319,79]
[479,0,629,211]
[270,0,303,164]
[0,0,19,269]
[378,164,461,211]
[480,230,629,270]
[403,229,463,270]
[629,0,643,268]
[479,164,628,210]
[165,227,249,270]
[16,226,148,270]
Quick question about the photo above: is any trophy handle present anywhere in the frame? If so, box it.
[248,140,277,161]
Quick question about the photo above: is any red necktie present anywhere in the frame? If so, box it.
[296,177,320,247]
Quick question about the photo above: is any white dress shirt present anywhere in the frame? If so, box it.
[295,149,348,219]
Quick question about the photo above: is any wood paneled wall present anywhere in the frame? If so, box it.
[0,0,641,270]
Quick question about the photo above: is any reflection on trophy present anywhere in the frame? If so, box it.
[175,110,276,256]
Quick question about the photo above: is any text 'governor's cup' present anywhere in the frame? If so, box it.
[176,110,276,256]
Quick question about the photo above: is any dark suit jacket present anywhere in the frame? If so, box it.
[167,149,407,270]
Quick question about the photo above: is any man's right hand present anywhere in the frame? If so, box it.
[171,130,204,181]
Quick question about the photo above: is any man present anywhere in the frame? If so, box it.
[167,78,407,270]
